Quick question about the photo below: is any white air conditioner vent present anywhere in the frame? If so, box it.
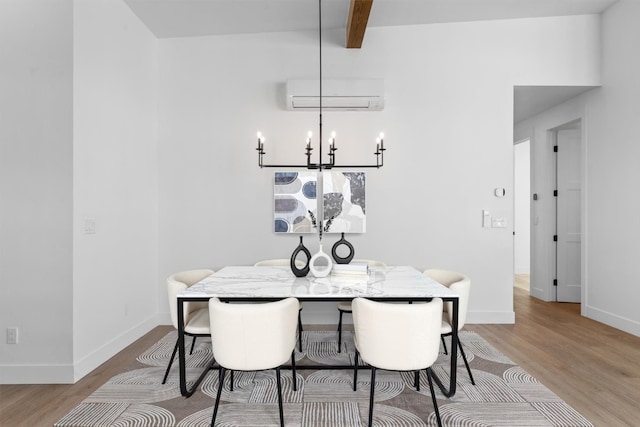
[286,79,384,111]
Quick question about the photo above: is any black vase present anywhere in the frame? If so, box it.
[290,235,311,277]
[331,232,355,264]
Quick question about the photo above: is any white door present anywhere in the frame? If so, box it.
[556,127,581,303]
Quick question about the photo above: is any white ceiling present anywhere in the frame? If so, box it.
[123,0,614,122]
[514,86,596,123]
[124,0,617,38]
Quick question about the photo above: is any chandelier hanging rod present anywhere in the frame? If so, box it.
[255,0,386,170]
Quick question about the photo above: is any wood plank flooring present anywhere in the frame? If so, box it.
[0,326,173,427]
[469,287,640,426]
[2,287,639,426]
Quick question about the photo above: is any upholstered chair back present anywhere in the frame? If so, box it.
[424,269,470,330]
[167,269,214,329]
[209,297,299,371]
[352,297,443,371]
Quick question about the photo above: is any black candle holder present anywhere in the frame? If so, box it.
[331,232,355,264]
[290,236,311,277]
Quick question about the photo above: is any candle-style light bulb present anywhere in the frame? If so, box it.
[308,131,313,139]
[379,132,384,139]
[331,131,336,139]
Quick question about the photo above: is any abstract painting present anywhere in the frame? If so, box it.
[322,171,366,233]
[274,171,366,234]
[274,172,317,233]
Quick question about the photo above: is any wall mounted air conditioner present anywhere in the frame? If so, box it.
[285,79,384,111]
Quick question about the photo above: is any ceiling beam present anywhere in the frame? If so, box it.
[346,0,373,48]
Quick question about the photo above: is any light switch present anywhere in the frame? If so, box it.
[84,219,96,235]
[482,210,491,228]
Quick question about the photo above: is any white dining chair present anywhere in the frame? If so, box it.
[424,269,475,385]
[254,259,305,352]
[352,297,444,427]
[208,297,299,427]
[336,259,387,352]
[163,268,214,384]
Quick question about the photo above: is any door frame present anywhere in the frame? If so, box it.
[513,138,531,291]
[514,101,589,311]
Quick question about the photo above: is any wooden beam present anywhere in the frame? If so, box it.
[346,0,373,48]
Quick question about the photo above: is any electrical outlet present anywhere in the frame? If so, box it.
[492,217,508,228]
[7,327,18,344]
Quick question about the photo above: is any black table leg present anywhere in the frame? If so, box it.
[429,296,458,397]
[178,297,214,397]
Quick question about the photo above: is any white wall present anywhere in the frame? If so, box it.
[0,0,74,383]
[73,0,159,380]
[157,15,600,325]
[582,0,640,335]
[0,0,159,384]
[514,0,640,337]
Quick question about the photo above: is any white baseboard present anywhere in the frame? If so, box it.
[584,305,640,337]
[73,315,159,382]
[0,315,160,385]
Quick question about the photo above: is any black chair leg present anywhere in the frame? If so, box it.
[458,339,476,385]
[276,367,284,427]
[337,311,344,352]
[291,351,297,391]
[368,367,376,427]
[414,370,420,391]
[441,335,448,355]
[230,370,234,391]
[426,368,442,427]
[162,339,179,384]
[211,368,226,427]
[353,351,359,391]
[298,310,303,352]
[190,336,197,354]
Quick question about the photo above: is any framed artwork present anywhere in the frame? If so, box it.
[274,172,317,233]
[274,171,366,233]
[323,171,366,233]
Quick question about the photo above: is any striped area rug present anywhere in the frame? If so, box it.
[55,330,593,427]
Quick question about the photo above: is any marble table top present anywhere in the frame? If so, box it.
[179,265,458,301]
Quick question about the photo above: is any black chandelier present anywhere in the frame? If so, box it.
[256,0,386,171]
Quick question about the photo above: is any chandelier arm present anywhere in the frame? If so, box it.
[255,0,385,170]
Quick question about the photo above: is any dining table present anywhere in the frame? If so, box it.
[176,265,460,398]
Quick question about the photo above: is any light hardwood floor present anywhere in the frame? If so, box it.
[2,288,639,426]
[469,288,640,426]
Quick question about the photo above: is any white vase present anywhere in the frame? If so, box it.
[310,244,333,278]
